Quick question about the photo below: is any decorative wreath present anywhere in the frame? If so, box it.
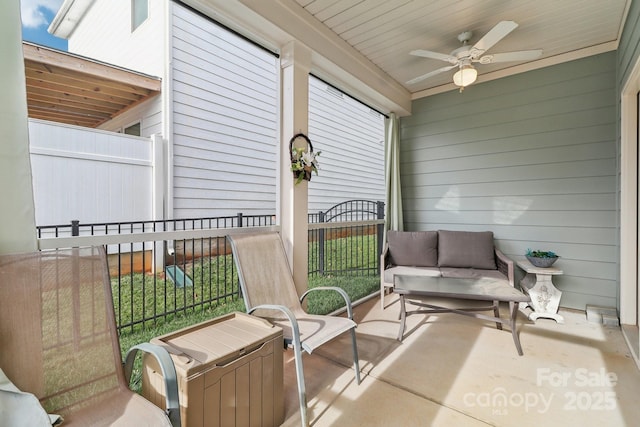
[289,133,320,184]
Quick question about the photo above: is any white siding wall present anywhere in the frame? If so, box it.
[63,1,385,220]
[67,0,165,77]
[98,95,163,137]
[28,119,154,227]
[400,53,617,310]
[308,77,385,213]
[170,2,279,218]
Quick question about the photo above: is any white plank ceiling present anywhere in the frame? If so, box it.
[293,0,630,95]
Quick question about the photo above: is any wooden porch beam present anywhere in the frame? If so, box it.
[22,42,161,93]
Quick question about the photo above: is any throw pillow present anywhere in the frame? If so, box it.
[387,231,438,267]
[437,230,496,269]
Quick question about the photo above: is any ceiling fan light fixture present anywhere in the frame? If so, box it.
[453,64,477,87]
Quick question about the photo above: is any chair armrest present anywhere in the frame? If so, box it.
[124,343,181,427]
[248,304,300,344]
[495,249,515,287]
[300,287,354,320]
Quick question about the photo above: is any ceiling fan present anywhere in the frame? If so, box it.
[407,21,542,90]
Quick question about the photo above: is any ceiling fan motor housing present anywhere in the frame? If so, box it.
[457,31,473,44]
[452,32,478,60]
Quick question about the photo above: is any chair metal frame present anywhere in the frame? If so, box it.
[0,246,181,426]
[228,232,361,427]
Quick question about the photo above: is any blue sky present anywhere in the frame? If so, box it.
[21,0,68,51]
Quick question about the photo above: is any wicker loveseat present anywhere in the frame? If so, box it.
[380,230,515,309]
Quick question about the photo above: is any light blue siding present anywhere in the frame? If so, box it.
[401,52,617,310]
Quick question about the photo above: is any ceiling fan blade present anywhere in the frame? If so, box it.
[406,65,457,85]
[472,21,519,55]
[478,49,543,64]
[410,49,457,64]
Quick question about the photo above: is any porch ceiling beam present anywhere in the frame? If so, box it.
[26,87,125,112]
[24,63,154,99]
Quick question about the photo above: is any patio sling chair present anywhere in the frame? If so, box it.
[0,246,181,426]
[228,232,361,427]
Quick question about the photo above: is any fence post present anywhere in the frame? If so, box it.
[376,201,385,262]
[237,213,243,227]
[318,210,325,275]
[151,134,165,274]
[71,220,80,236]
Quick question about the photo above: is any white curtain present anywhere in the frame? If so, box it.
[0,1,38,254]
[384,113,403,233]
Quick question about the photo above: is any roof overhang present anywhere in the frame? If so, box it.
[48,0,94,39]
[23,42,161,128]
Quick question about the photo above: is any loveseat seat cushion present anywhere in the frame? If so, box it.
[384,265,441,284]
[387,231,438,267]
[437,230,497,270]
[440,267,507,282]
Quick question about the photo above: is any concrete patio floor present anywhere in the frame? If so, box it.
[280,294,640,426]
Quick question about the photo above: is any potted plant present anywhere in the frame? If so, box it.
[526,249,559,268]
[289,133,320,184]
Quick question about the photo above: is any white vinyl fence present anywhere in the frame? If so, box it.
[28,119,162,232]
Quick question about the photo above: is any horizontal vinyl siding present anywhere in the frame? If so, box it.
[308,77,385,213]
[401,52,617,310]
[170,3,278,218]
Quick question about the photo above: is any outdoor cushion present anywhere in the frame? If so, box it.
[387,231,438,267]
[440,267,507,282]
[383,265,441,284]
[437,230,496,270]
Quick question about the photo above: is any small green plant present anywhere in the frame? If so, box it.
[526,249,558,258]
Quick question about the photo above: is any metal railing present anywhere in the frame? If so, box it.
[36,202,384,333]
[308,200,385,276]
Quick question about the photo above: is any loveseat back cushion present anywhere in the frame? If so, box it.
[437,230,497,270]
[387,231,438,267]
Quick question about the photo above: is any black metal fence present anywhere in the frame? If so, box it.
[36,201,383,333]
[308,200,385,277]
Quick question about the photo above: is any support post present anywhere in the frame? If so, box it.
[279,41,311,298]
[151,134,166,273]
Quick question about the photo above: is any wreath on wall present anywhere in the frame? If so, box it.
[289,133,320,184]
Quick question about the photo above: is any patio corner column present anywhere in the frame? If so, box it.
[0,2,38,254]
[280,41,311,297]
